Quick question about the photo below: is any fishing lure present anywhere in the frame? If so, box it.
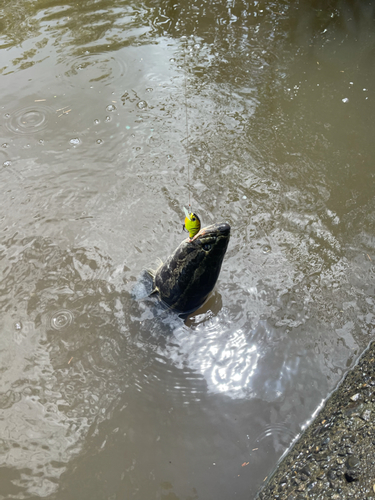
[183,207,201,239]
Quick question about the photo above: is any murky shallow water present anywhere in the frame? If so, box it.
[1,1,375,498]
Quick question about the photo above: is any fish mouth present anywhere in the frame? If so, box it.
[216,222,230,236]
[192,222,231,241]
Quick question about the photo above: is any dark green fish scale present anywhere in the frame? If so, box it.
[153,222,230,314]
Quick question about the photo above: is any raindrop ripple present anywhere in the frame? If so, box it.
[50,310,74,330]
[5,105,53,135]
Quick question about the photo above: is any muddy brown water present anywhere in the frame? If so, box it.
[1,1,375,499]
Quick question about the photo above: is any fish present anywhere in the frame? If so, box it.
[149,222,230,314]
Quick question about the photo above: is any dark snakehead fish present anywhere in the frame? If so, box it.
[150,222,230,314]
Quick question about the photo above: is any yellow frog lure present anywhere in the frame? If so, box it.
[183,206,201,239]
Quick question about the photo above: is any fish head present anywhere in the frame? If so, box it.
[190,222,230,260]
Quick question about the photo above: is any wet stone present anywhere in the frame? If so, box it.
[346,456,360,468]
[345,468,361,482]
[316,451,331,461]
[327,470,336,480]
[329,479,338,489]
[361,409,371,421]
[306,480,317,490]
[300,466,311,477]
[321,480,331,490]
[345,404,362,416]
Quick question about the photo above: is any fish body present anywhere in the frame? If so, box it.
[151,222,230,314]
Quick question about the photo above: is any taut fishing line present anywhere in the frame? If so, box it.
[183,39,191,211]
[182,38,201,239]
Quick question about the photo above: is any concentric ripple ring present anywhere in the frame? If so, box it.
[5,105,52,135]
[50,309,74,330]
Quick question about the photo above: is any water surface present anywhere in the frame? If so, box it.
[1,1,375,498]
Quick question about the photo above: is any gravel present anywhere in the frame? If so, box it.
[255,341,375,500]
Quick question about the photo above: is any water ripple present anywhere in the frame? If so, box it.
[50,309,74,330]
[4,105,53,135]
[0,237,138,497]
[252,423,298,454]
[62,53,128,86]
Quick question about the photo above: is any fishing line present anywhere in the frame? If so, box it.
[183,38,191,211]
[181,38,201,239]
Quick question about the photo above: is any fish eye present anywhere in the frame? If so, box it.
[192,217,196,221]
[202,243,211,251]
